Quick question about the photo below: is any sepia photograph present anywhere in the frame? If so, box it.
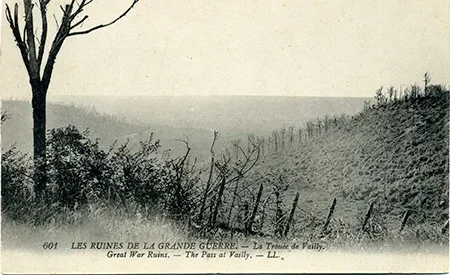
[0,0,449,273]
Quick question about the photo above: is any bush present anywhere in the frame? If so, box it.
[109,137,168,212]
[2,125,200,223]
[46,126,113,209]
[1,146,34,220]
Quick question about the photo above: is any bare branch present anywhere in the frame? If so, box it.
[41,2,75,90]
[70,0,93,20]
[37,0,49,67]
[70,15,88,29]
[198,130,220,223]
[52,14,60,29]
[5,3,31,73]
[4,4,12,23]
[237,143,248,160]
[175,138,191,164]
[68,0,139,36]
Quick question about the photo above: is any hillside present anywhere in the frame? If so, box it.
[1,101,144,153]
[242,89,449,234]
[2,96,367,161]
[49,95,367,135]
[0,101,215,159]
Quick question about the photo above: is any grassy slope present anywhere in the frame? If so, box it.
[247,93,449,235]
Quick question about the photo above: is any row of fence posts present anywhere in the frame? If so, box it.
[319,199,449,235]
[198,175,449,238]
[240,192,449,238]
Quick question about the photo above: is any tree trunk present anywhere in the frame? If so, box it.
[32,89,48,200]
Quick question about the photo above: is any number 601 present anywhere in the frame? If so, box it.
[43,242,58,249]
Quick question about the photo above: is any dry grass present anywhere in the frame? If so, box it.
[1,204,189,251]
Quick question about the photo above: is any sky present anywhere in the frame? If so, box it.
[1,0,449,99]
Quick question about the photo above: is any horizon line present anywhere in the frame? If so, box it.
[50,94,371,99]
[2,94,372,102]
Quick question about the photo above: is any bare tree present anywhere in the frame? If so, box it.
[288,126,294,146]
[410,84,420,99]
[232,140,241,161]
[5,0,139,199]
[247,134,255,153]
[324,115,329,133]
[387,86,395,102]
[198,131,219,223]
[306,121,313,139]
[260,137,265,156]
[267,136,272,152]
[208,137,261,228]
[424,72,431,96]
[374,86,386,105]
[316,118,322,135]
[167,139,192,215]
[272,130,278,152]
[363,100,371,111]
[280,127,286,149]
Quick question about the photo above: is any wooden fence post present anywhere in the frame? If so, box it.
[399,210,411,233]
[283,192,299,238]
[211,176,226,227]
[227,179,240,226]
[362,202,374,231]
[442,220,449,234]
[322,198,337,232]
[275,191,283,236]
[208,194,216,226]
[247,183,263,234]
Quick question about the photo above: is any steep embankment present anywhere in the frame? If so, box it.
[251,92,449,229]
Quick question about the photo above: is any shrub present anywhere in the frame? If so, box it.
[109,137,170,212]
[1,146,34,220]
[374,86,386,106]
[46,126,113,210]
[2,125,200,224]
